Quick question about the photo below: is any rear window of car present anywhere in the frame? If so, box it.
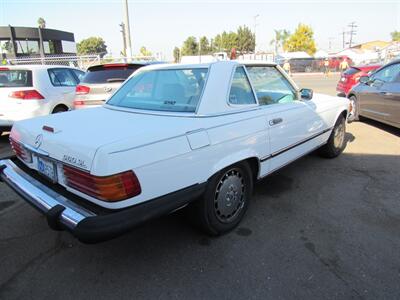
[81,65,143,84]
[0,70,33,88]
[344,67,360,76]
[107,68,208,113]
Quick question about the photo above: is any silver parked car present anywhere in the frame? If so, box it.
[73,62,159,109]
[348,59,400,129]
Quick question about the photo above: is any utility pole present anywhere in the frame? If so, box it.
[122,0,133,59]
[119,22,127,57]
[347,22,357,48]
[328,37,335,51]
[198,37,202,63]
[341,28,346,49]
[253,14,259,54]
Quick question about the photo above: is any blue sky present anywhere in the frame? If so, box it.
[1,0,399,59]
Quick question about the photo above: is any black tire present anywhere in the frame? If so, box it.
[348,95,359,121]
[192,161,253,235]
[52,105,68,114]
[318,115,347,158]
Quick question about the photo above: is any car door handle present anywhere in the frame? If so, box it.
[269,118,283,126]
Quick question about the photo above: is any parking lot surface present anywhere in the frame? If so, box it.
[0,75,399,299]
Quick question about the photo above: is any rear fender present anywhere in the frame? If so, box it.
[208,149,260,179]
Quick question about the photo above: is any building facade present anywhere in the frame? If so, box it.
[0,25,76,59]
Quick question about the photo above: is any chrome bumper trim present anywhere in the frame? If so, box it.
[0,159,95,230]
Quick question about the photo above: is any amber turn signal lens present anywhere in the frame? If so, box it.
[63,165,141,202]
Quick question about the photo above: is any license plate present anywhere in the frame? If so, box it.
[37,157,57,182]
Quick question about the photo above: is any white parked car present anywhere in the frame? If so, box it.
[0,61,349,243]
[0,65,85,135]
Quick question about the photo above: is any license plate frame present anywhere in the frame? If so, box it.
[37,156,57,183]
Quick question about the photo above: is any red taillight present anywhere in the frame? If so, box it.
[0,67,9,70]
[103,63,128,68]
[10,139,32,163]
[75,85,90,95]
[63,165,141,202]
[9,90,44,100]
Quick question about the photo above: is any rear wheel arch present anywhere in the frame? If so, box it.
[244,157,260,182]
[208,150,260,181]
[52,104,69,114]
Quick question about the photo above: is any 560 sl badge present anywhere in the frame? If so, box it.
[62,155,87,169]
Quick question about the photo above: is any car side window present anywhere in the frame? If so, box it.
[48,68,77,87]
[228,66,256,105]
[246,66,297,105]
[371,63,400,83]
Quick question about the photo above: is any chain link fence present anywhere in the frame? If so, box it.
[5,54,159,70]
[6,54,101,70]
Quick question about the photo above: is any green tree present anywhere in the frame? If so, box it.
[214,33,223,51]
[237,25,255,53]
[283,23,316,55]
[77,37,107,57]
[270,29,290,54]
[181,36,198,55]
[139,46,152,56]
[173,47,180,62]
[214,31,238,52]
[199,36,211,55]
[391,31,400,42]
[37,17,46,28]
[1,40,13,54]
[209,38,217,53]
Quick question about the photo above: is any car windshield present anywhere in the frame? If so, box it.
[107,68,208,112]
[0,70,32,88]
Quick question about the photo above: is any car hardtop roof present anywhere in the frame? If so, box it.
[1,64,81,71]
[139,60,277,72]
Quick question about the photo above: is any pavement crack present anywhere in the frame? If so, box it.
[0,233,65,297]
[304,242,365,300]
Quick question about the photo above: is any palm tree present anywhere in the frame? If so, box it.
[270,29,290,54]
[37,17,46,29]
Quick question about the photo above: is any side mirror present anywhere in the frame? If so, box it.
[300,88,313,100]
[359,76,370,84]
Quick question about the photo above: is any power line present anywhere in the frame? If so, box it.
[347,21,357,48]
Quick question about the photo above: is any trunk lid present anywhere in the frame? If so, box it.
[77,82,121,103]
[11,107,197,171]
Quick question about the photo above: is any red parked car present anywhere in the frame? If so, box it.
[336,64,381,96]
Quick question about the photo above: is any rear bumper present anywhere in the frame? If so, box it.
[0,159,206,243]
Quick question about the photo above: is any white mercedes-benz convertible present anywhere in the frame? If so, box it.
[0,61,349,243]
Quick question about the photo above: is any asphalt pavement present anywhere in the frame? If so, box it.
[0,74,399,300]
